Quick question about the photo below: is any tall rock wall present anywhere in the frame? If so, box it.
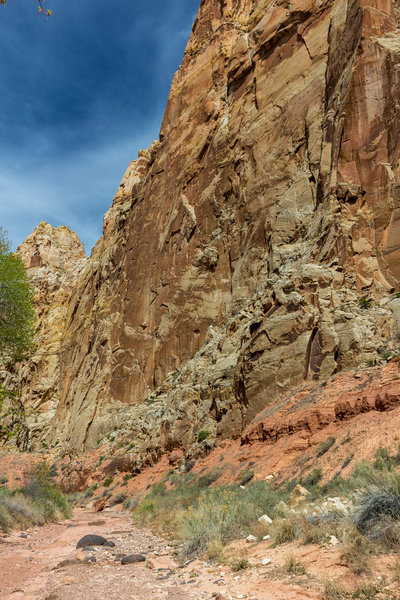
[16,0,400,458]
[15,223,87,448]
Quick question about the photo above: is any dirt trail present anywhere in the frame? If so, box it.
[0,509,321,600]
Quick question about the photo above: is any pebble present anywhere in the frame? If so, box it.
[261,558,272,566]
[246,535,257,543]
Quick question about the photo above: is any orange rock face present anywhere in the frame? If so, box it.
[13,0,400,457]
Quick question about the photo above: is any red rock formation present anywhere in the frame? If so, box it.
[14,0,400,457]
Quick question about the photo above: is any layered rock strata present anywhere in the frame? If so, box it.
[15,0,400,457]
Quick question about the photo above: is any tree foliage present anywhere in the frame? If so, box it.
[0,228,36,365]
[0,0,53,16]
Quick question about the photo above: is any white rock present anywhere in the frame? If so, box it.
[246,535,257,543]
[329,535,339,546]
[265,474,274,480]
[237,595,244,599]
[261,558,272,565]
[276,500,289,513]
[258,514,272,524]
[263,535,271,540]
[240,485,246,490]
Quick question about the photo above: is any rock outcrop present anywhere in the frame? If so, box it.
[13,223,87,448]
[13,0,400,458]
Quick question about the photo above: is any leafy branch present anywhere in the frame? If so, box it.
[0,0,53,16]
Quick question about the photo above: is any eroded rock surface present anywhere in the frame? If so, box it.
[13,0,400,458]
[11,223,87,448]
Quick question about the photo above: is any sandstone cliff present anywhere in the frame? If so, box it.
[14,223,87,448]
[14,0,400,459]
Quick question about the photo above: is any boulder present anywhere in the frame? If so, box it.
[121,554,146,565]
[76,534,114,549]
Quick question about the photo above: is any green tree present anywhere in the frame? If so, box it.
[0,228,36,365]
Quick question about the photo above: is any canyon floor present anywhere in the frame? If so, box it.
[1,506,397,600]
[0,507,342,600]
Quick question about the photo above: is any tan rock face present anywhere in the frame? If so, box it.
[15,0,400,456]
[14,223,87,448]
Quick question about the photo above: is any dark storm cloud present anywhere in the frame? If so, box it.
[0,0,199,251]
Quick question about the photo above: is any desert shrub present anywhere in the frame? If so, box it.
[103,477,113,488]
[123,497,138,510]
[179,481,283,558]
[341,529,372,575]
[301,519,328,545]
[352,584,381,599]
[359,297,372,309]
[0,463,70,531]
[0,502,12,531]
[237,468,254,486]
[230,556,249,571]
[272,516,298,545]
[22,462,71,520]
[303,468,322,490]
[373,446,399,471]
[1,494,44,527]
[84,484,98,498]
[133,472,286,559]
[109,493,127,506]
[135,499,155,520]
[323,579,346,600]
[353,479,400,550]
[207,539,224,562]
[283,551,306,575]
[317,437,336,457]
[197,430,209,443]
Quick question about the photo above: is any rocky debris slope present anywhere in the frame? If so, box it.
[50,358,400,499]
[13,0,400,456]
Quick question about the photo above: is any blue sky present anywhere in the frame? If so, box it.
[0,0,199,252]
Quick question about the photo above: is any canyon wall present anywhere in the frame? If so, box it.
[16,0,400,459]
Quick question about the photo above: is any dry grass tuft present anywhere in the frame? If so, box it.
[323,579,347,600]
[283,551,306,575]
[341,528,373,575]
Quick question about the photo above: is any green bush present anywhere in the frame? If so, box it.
[273,518,297,545]
[22,462,71,520]
[0,462,70,531]
[316,436,336,457]
[133,472,286,559]
[197,430,209,443]
[359,297,372,309]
